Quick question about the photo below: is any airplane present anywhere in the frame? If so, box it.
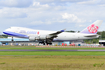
[3,20,103,45]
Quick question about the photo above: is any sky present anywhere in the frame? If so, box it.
[0,0,105,34]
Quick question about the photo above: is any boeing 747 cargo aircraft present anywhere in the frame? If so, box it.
[3,20,103,45]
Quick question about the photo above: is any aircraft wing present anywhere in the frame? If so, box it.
[48,29,65,38]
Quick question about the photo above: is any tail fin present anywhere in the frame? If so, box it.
[80,20,103,34]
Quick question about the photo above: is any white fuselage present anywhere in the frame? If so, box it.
[3,27,99,41]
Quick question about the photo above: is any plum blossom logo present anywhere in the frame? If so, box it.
[37,31,39,34]
[87,24,99,33]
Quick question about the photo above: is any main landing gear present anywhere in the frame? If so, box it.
[39,40,52,45]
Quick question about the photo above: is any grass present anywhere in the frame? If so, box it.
[0,51,105,56]
[0,46,105,70]
[0,56,105,70]
[0,46,105,56]
[0,46,105,50]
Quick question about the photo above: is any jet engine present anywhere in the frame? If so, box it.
[29,35,48,41]
[29,35,53,45]
[29,36,37,41]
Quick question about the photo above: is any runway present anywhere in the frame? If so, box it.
[0,49,105,51]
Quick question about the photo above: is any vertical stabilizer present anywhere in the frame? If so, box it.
[80,20,103,34]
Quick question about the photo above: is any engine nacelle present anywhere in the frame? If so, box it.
[39,35,46,40]
[29,35,48,41]
[29,36,37,41]
[39,35,52,39]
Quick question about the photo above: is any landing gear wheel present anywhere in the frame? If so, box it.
[39,41,46,45]
[11,37,14,41]
[43,43,45,45]
[46,39,52,45]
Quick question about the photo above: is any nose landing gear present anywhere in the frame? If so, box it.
[11,37,14,41]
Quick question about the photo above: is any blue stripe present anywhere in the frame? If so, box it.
[61,30,65,32]
[3,31,29,38]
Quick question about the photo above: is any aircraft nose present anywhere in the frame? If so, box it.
[3,28,10,34]
[3,31,8,34]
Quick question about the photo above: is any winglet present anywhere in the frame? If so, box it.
[61,29,66,32]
